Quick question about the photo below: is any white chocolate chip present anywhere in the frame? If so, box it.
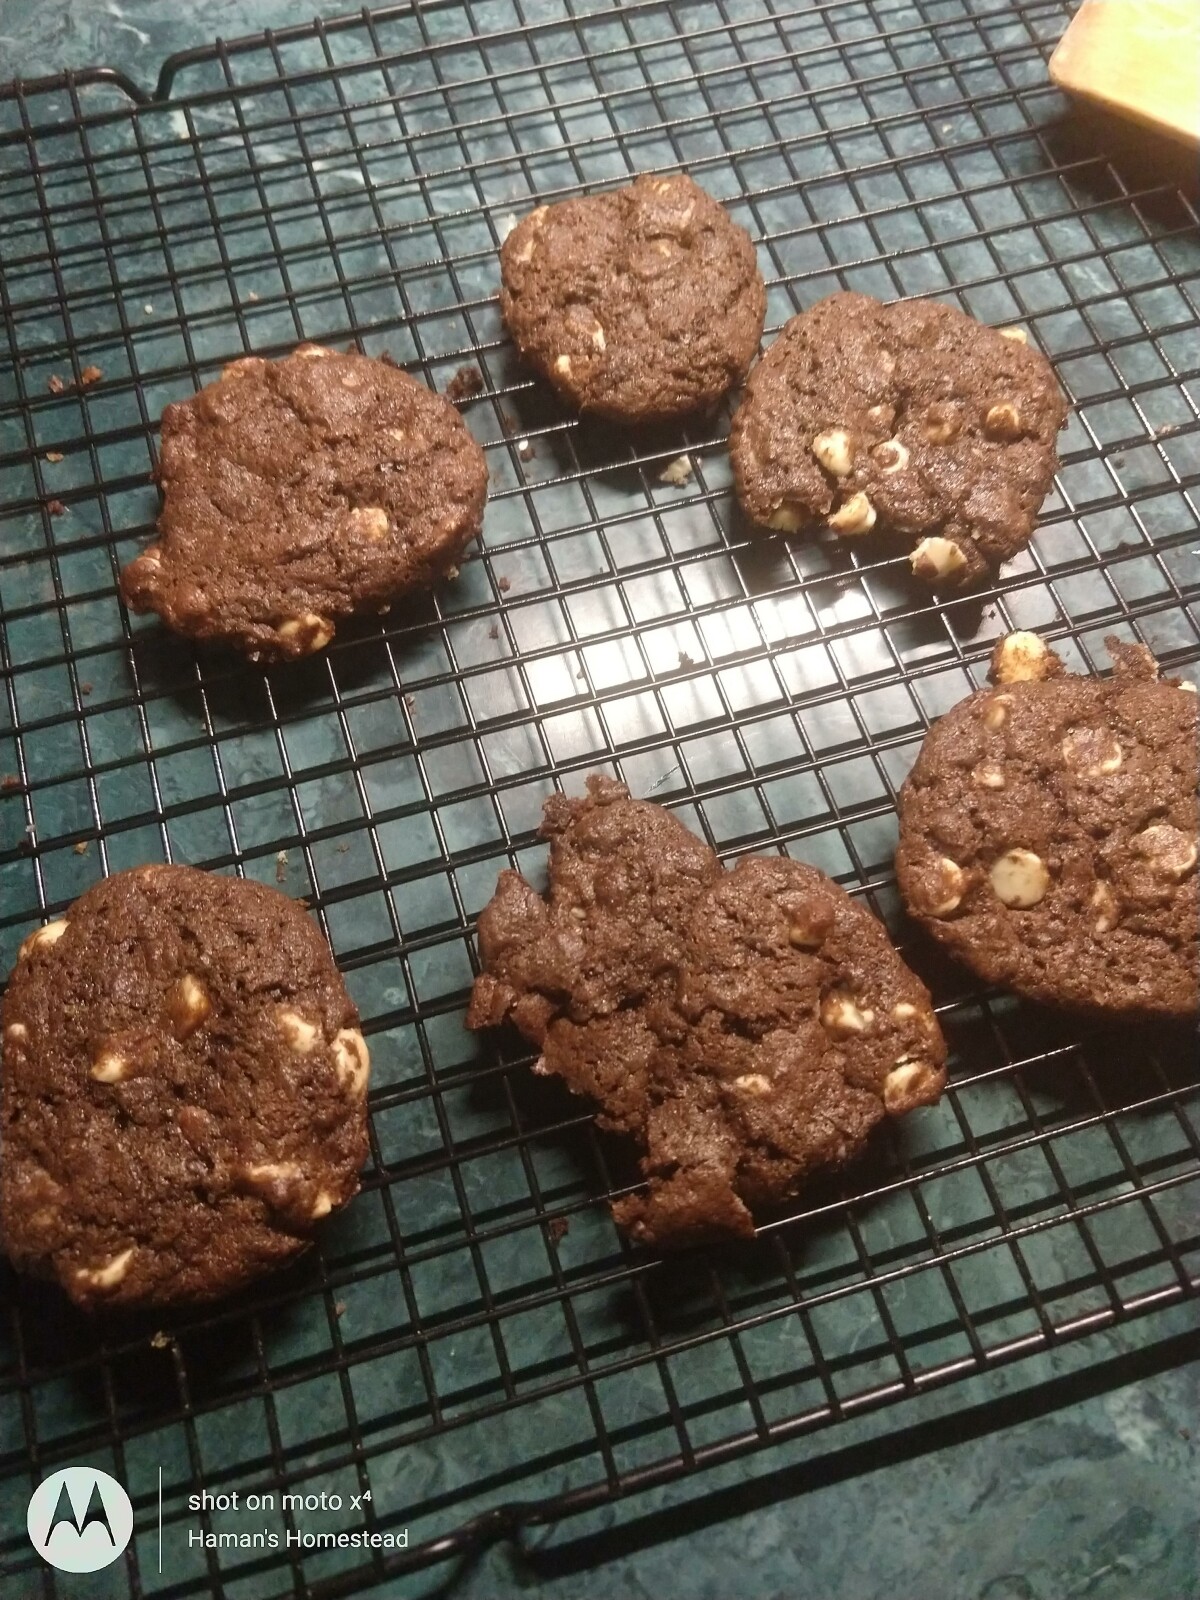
[347,506,389,541]
[74,1247,134,1291]
[1179,681,1197,694]
[922,404,962,445]
[278,1010,320,1054]
[244,1161,301,1184]
[221,357,264,380]
[820,992,875,1037]
[883,1060,941,1113]
[137,545,163,569]
[278,613,335,653]
[910,536,967,582]
[998,326,1028,343]
[733,1074,772,1096]
[387,428,407,444]
[554,354,572,376]
[1090,880,1119,934]
[992,631,1051,684]
[18,920,68,960]
[332,1028,371,1096]
[90,1049,130,1084]
[339,369,364,389]
[4,1022,29,1044]
[983,693,1014,730]
[766,503,804,532]
[871,438,909,473]
[866,403,896,430]
[1061,727,1122,777]
[892,1002,918,1021]
[590,323,606,352]
[926,858,966,918]
[972,762,1006,790]
[167,974,212,1040]
[657,455,693,487]
[295,344,332,359]
[310,1190,335,1219]
[984,401,1022,440]
[812,428,855,478]
[788,920,825,950]
[1131,824,1197,880]
[989,848,1050,908]
[828,492,876,536]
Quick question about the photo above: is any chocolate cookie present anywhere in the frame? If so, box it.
[1,866,371,1308]
[730,292,1067,587]
[499,174,765,425]
[120,345,488,662]
[896,632,1198,1016]
[467,777,946,1248]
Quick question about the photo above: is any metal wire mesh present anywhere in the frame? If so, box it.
[0,0,1197,1593]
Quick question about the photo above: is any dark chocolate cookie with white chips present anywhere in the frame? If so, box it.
[499,174,766,425]
[896,632,1198,1016]
[467,776,947,1248]
[120,345,488,663]
[730,292,1067,588]
[0,866,371,1309]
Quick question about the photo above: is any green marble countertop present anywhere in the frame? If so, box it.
[0,3,1196,1598]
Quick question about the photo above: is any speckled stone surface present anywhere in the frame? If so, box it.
[0,5,1197,1599]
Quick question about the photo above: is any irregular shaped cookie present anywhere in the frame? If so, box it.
[121,345,488,662]
[896,633,1198,1015]
[467,776,946,1248]
[730,292,1067,587]
[1,866,370,1308]
[499,174,765,425]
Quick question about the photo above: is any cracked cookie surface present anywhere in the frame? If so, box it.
[467,776,946,1248]
[1,866,370,1308]
[896,633,1199,1015]
[730,292,1067,587]
[120,345,488,662]
[499,174,765,425]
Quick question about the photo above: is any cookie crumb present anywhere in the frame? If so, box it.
[658,454,694,487]
[247,290,260,302]
[517,438,535,460]
[446,364,484,402]
[44,451,64,463]
[47,375,66,395]
[335,1300,347,1318]
[150,1330,172,1350]
[79,681,93,695]
[79,365,102,387]
[497,576,512,592]
[488,624,500,640]
[275,850,289,883]
[46,499,66,516]
[336,842,350,855]
[73,842,89,856]
[547,1216,570,1243]
[404,693,415,710]
[1,775,20,791]
[678,650,694,668]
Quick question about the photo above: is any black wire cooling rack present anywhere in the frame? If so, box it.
[1,0,1198,1594]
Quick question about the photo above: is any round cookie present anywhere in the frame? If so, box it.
[896,632,1198,1016]
[120,345,488,663]
[499,174,765,425]
[1,866,371,1308]
[468,776,946,1248]
[730,292,1067,587]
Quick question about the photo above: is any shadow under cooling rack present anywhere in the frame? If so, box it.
[0,0,1198,1595]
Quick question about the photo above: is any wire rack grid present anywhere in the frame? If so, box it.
[0,0,1198,1594]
